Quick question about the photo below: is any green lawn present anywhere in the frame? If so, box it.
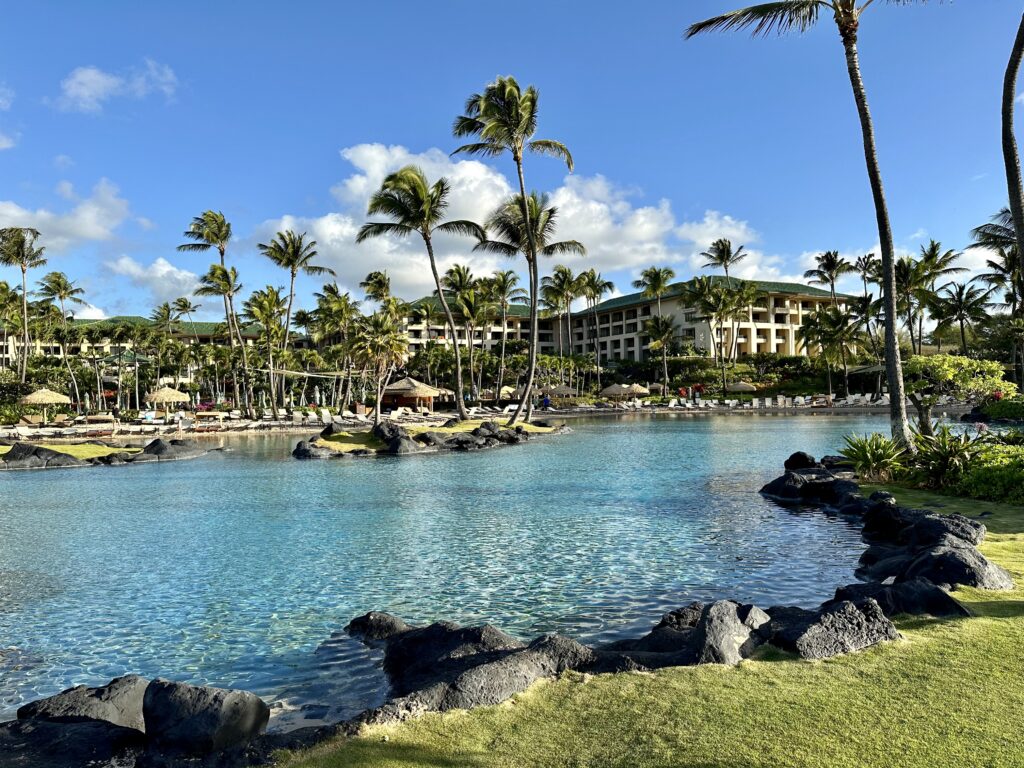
[279,488,1024,768]
[320,419,555,454]
[0,443,140,460]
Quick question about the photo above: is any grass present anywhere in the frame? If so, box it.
[279,487,1024,768]
[319,419,555,454]
[0,443,140,459]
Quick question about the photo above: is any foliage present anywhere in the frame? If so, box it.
[904,354,1015,433]
[839,433,906,482]
[949,443,1024,504]
[910,426,986,489]
[982,398,1024,421]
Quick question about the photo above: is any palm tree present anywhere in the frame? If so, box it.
[474,192,585,422]
[0,281,18,371]
[541,265,579,359]
[578,269,614,390]
[819,305,859,397]
[356,166,484,419]
[350,312,408,426]
[178,211,233,352]
[258,230,333,353]
[936,282,993,355]
[686,0,918,446]
[915,240,965,349]
[243,285,288,411]
[803,250,853,305]
[852,253,881,355]
[360,271,392,305]
[699,239,747,285]
[35,270,87,408]
[1002,16,1024,262]
[632,266,677,317]
[195,264,251,415]
[0,227,47,382]
[453,76,574,424]
[797,310,834,399]
[483,270,527,400]
[172,297,202,345]
[645,314,677,391]
[685,276,744,395]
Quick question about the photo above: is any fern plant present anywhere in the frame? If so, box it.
[911,426,986,489]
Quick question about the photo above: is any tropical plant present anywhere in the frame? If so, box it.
[644,314,677,391]
[172,297,202,345]
[453,75,573,424]
[356,165,485,418]
[632,266,677,317]
[0,227,47,381]
[474,192,585,421]
[699,239,747,284]
[541,264,580,359]
[840,432,906,482]
[578,269,614,389]
[483,269,528,399]
[258,229,332,352]
[350,311,408,426]
[903,354,1015,435]
[685,0,918,447]
[195,264,251,415]
[933,282,993,354]
[1002,15,1024,262]
[911,426,986,490]
[803,250,852,305]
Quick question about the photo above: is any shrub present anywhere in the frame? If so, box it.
[983,398,1024,421]
[950,444,1024,504]
[910,426,985,489]
[840,433,906,482]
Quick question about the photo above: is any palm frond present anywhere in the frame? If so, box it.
[528,140,574,172]
[355,222,415,243]
[435,220,487,240]
[685,1,826,38]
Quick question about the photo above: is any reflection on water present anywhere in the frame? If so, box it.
[0,413,884,726]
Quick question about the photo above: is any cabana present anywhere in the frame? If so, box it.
[19,388,72,425]
[382,377,442,412]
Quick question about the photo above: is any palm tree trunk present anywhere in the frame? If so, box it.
[960,319,968,355]
[839,24,914,446]
[509,160,538,426]
[496,308,508,402]
[423,235,468,419]
[1002,14,1024,270]
[20,266,28,383]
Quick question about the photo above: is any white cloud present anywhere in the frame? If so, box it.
[0,132,14,150]
[0,178,131,251]
[0,83,13,111]
[53,154,74,169]
[55,180,76,200]
[105,256,198,305]
[74,302,108,320]
[676,210,759,251]
[57,59,177,113]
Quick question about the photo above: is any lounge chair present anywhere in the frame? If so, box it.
[292,412,305,427]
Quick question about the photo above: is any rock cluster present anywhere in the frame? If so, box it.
[292,419,569,460]
[2,678,269,767]
[0,438,207,472]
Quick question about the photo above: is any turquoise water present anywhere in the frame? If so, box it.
[0,414,886,726]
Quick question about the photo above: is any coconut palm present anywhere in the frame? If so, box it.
[475,192,585,422]
[35,272,86,408]
[699,239,747,285]
[915,240,966,349]
[686,0,918,445]
[1002,16,1024,261]
[0,281,18,371]
[482,270,527,399]
[357,166,484,418]
[936,282,993,355]
[803,251,853,305]
[819,305,860,397]
[172,297,202,345]
[645,314,677,391]
[0,227,47,382]
[632,266,677,317]
[243,285,288,410]
[453,76,574,424]
[685,276,745,394]
[350,312,408,426]
[578,269,614,390]
[258,230,332,353]
[195,264,251,415]
[177,211,232,266]
[541,264,580,359]
[797,310,834,399]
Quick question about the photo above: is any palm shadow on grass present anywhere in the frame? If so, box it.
[281,740,491,768]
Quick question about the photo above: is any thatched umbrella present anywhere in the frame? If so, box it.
[20,388,72,425]
[548,384,577,398]
[726,381,757,404]
[146,386,191,405]
[625,383,650,396]
[599,383,629,399]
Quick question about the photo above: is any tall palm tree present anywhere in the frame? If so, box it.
[243,285,288,411]
[0,227,47,382]
[0,281,18,371]
[803,250,853,305]
[1002,16,1024,262]
[483,270,527,399]
[686,0,918,446]
[475,192,585,422]
[541,264,579,359]
[36,271,86,408]
[258,229,333,353]
[350,312,408,426]
[645,314,677,392]
[632,266,677,317]
[936,282,993,355]
[699,239,747,285]
[178,211,233,349]
[195,264,251,415]
[685,276,745,394]
[172,297,202,345]
[356,166,484,419]
[453,76,573,424]
[359,270,392,305]
[915,239,965,349]
[797,309,834,400]
[818,305,859,397]
[578,269,614,390]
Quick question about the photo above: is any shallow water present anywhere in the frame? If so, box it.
[0,413,886,726]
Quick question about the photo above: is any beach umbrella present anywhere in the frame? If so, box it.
[548,384,577,397]
[648,383,665,393]
[625,383,650,396]
[146,386,191,405]
[726,382,757,393]
[599,383,629,398]
[20,387,72,424]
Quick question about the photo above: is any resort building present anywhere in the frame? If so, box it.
[402,296,560,357]
[570,278,851,364]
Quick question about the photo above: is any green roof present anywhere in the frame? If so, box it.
[590,277,852,314]
[408,294,532,319]
[71,316,261,338]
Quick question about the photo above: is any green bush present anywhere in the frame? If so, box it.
[983,398,1024,421]
[840,433,906,482]
[950,444,1024,504]
[911,427,985,489]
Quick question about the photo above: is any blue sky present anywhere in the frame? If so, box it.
[0,1,1018,319]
